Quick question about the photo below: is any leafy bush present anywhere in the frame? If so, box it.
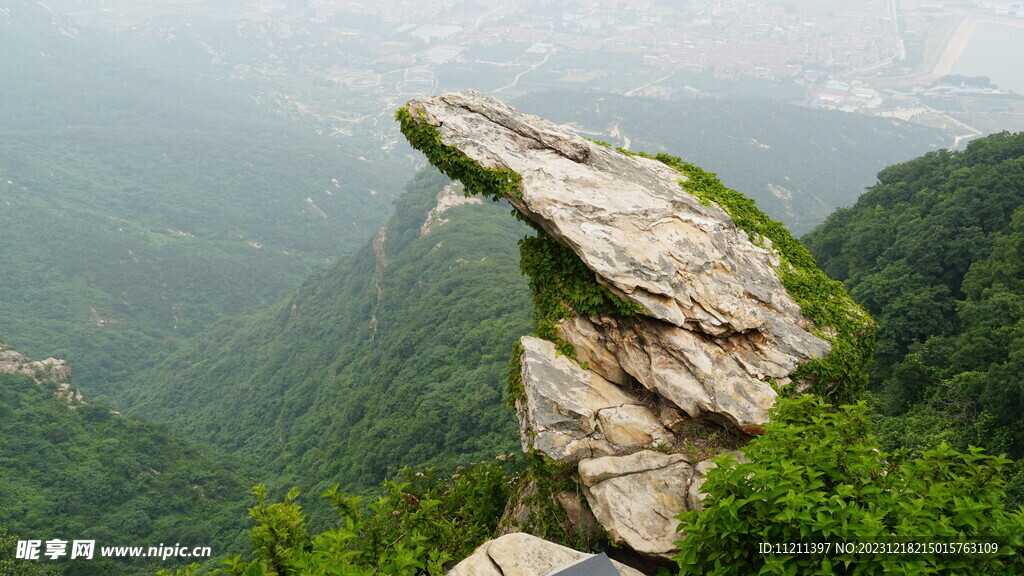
[170,457,520,576]
[674,396,1024,575]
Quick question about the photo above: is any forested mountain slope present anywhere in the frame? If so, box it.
[803,131,1024,471]
[123,170,532,501]
[114,91,947,509]
[171,92,1024,576]
[0,0,411,400]
[515,91,946,235]
[0,345,251,576]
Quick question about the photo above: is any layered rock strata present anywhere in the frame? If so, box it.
[398,90,866,569]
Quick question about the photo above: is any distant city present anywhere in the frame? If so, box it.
[60,0,1024,147]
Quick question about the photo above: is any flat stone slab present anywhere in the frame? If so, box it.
[447,533,644,576]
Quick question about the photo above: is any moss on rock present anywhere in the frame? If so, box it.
[645,153,875,402]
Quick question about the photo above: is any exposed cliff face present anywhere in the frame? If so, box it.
[421,182,483,236]
[397,90,873,570]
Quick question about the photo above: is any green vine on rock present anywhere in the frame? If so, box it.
[517,451,606,552]
[507,340,526,410]
[396,105,522,203]
[519,233,647,360]
[643,152,875,403]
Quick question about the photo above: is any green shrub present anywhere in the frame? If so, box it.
[204,457,519,576]
[674,396,1024,575]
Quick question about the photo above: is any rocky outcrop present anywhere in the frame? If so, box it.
[421,182,483,236]
[0,345,82,405]
[398,90,870,571]
[401,90,831,430]
[575,449,742,558]
[562,313,812,430]
[448,533,645,576]
[579,451,692,557]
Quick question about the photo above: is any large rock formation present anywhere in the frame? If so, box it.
[397,90,871,570]
[400,90,833,431]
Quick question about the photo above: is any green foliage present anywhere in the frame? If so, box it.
[803,131,1024,458]
[221,457,519,576]
[244,486,310,576]
[647,153,875,402]
[804,132,1024,380]
[0,372,250,576]
[518,232,647,359]
[674,396,1024,575]
[395,106,523,203]
[506,340,526,410]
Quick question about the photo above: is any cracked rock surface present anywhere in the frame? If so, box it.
[0,346,82,405]
[578,451,695,558]
[518,336,673,461]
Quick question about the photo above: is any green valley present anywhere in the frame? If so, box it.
[122,170,532,509]
[0,346,252,576]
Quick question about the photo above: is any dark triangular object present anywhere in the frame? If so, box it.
[542,552,622,576]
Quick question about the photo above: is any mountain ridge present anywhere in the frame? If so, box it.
[120,168,533,508]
